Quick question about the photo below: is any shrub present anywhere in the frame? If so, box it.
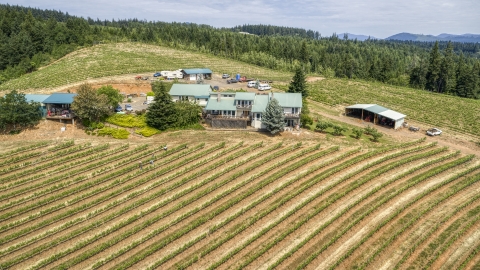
[332,124,347,136]
[135,126,160,137]
[364,125,376,135]
[352,127,363,139]
[106,114,146,128]
[371,131,383,142]
[315,121,331,132]
[98,127,129,139]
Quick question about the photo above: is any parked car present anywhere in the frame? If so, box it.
[222,74,230,79]
[153,72,161,77]
[426,128,442,136]
[227,79,238,84]
[258,83,272,91]
[247,81,257,88]
[115,105,123,112]
[125,104,133,111]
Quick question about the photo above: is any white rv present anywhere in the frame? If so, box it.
[160,69,184,79]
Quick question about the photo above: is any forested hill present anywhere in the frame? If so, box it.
[0,4,479,99]
[229,24,319,39]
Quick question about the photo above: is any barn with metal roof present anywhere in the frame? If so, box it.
[181,68,213,81]
[345,104,406,129]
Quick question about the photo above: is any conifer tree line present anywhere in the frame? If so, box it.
[0,4,479,99]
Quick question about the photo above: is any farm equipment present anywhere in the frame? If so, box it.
[409,126,420,132]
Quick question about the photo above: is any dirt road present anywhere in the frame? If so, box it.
[308,100,480,156]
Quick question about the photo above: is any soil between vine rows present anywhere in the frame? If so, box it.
[341,167,480,269]
[0,133,478,270]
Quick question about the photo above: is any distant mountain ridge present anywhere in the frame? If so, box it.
[338,33,378,41]
[385,33,480,43]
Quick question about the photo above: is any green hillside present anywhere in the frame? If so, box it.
[0,43,292,91]
[2,42,480,139]
[309,79,480,137]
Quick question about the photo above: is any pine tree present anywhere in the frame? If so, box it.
[146,82,177,130]
[439,42,456,94]
[287,66,308,97]
[426,41,442,92]
[262,97,285,135]
[299,40,309,65]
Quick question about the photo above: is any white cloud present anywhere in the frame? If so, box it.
[1,0,478,38]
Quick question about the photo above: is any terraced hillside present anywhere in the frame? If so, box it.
[0,43,291,91]
[309,79,480,138]
[0,138,479,269]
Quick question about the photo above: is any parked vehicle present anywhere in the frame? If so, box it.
[247,81,257,88]
[227,79,238,84]
[125,104,133,111]
[238,76,255,82]
[258,83,272,91]
[409,126,420,132]
[426,128,442,136]
[153,72,161,77]
[222,74,230,79]
[115,105,123,112]
[135,75,142,80]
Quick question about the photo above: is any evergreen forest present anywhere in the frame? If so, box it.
[1,4,479,98]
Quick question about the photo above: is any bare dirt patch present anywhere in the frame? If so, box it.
[306,76,325,83]
[308,100,480,156]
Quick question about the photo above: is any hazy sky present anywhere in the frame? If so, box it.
[2,0,479,38]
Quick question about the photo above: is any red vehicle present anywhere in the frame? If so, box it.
[135,75,142,80]
[238,76,255,82]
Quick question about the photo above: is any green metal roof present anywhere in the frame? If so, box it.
[24,94,50,103]
[270,93,302,108]
[234,92,256,100]
[42,93,77,104]
[182,68,213,75]
[205,98,236,111]
[364,104,388,114]
[252,94,269,113]
[346,104,376,109]
[169,84,211,97]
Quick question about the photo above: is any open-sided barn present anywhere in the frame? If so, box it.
[345,104,406,129]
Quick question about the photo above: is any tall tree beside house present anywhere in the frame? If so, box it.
[71,83,112,123]
[97,85,124,107]
[425,41,442,92]
[0,90,42,133]
[262,97,285,135]
[287,66,308,97]
[146,81,177,131]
